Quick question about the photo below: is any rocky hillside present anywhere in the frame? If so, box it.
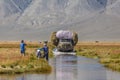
[0,0,120,41]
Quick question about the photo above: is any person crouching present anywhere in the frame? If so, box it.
[36,48,42,59]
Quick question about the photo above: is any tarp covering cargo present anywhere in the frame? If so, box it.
[50,30,78,46]
[56,30,73,39]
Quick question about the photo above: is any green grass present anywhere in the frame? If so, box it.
[0,41,52,74]
[2,41,120,73]
[0,55,52,74]
[75,44,120,72]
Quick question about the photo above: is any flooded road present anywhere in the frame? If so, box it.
[50,55,106,80]
[0,55,120,80]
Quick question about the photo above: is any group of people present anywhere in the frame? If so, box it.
[20,40,49,61]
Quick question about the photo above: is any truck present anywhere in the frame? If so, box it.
[51,30,78,52]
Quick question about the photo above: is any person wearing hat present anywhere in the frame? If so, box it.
[43,43,49,61]
[36,48,43,59]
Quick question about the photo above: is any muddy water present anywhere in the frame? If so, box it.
[0,55,120,80]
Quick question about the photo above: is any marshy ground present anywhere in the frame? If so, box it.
[0,41,120,74]
[75,42,120,72]
[0,41,52,74]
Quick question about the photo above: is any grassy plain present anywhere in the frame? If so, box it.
[0,41,51,74]
[75,42,120,72]
[0,41,120,73]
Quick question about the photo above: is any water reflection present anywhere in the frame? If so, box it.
[53,55,106,80]
[53,55,78,80]
[0,55,119,80]
[77,57,106,80]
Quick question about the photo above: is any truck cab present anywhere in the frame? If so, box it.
[57,39,74,52]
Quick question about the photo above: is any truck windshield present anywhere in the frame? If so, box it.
[61,39,72,42]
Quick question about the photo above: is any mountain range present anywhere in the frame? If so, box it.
[0,0,120,41]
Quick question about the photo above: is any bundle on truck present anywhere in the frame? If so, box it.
[51,30,78,52]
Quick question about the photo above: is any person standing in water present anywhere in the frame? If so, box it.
[20,40,27,56]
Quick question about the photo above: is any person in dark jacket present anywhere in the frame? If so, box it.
[43,44,49,61]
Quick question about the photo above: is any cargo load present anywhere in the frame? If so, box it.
[50,30,78,52]
[56,30,73,39]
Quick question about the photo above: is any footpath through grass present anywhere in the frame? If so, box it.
[75,42,120,72]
